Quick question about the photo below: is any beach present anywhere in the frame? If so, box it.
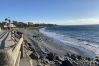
[21,28,84,56]
[18,27,99,66]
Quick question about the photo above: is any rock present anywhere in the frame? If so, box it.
[27,43,32,46]
[56,56,64,61]
[29,46,36,52]
[29,52,40,60]
[43,58,50,64]
[44,65,47,66]
[54,60,62,65]
[60,60,73,66]
[46,52,54,61]
[37,62,42,66]
[33,35,37,38]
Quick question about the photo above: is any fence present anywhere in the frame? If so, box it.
[0,30,24,66]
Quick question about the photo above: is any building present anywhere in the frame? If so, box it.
[28,22,33,26]
[4,23,16,30]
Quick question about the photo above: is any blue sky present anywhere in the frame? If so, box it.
[0,0,99,25]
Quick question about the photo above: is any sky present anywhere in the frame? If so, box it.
[0,0,99,25]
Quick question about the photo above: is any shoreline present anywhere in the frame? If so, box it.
[39,28,95,58]
[19,28,99,66]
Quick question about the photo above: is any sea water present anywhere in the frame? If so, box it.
[40,25,99,57]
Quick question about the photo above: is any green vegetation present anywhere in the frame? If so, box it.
[0,21,56,28]
[0,22,6,28]
[12,21,28,28]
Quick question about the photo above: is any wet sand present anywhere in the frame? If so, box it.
[18,28,98,66]
[20,28,94,57]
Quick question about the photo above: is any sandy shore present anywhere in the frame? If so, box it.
[18,28,98,66]
[21,28,77,55]
[19,28,95,57]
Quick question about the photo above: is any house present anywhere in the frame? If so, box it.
[4,23,16,30]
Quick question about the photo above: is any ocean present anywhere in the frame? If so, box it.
[40,25,99,57]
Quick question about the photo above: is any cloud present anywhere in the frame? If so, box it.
[52,18,99,25]
[23,18,99,25]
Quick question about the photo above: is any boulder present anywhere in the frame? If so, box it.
[56,56,64,61]
[37,62,42,66]
[54,60,62,65]
[43,58,50,64]
[29,52,40,60]
[60,60,73,66]
[44,65,47,66]
[46,52,54,61]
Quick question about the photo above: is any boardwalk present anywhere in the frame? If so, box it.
[0,30,24,66]
[0,31,15,49]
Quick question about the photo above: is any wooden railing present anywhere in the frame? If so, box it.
[0,30,24,66]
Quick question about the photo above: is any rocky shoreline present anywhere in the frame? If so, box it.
[19,28,99,66]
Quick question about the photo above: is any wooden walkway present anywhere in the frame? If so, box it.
[0,30,24,66]
[0,31,15,48]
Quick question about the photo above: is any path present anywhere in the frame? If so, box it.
[0,31,15,49]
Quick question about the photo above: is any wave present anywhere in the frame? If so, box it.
[40,28,99,57]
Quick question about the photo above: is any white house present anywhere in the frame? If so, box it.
[4,23,16,29]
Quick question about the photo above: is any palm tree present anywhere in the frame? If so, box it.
[5,17,11,22]
[5,17,11,30]
[5,18,8,21]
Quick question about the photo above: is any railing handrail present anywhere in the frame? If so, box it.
[0,30,24,66]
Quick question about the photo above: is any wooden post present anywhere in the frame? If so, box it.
[15,51,21,66]
[11,30,14,40]
[0,31,24,66]
[20,34,24,58]
[12,37,23,66]
[0,49,14,66]
[20,42,24,58]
